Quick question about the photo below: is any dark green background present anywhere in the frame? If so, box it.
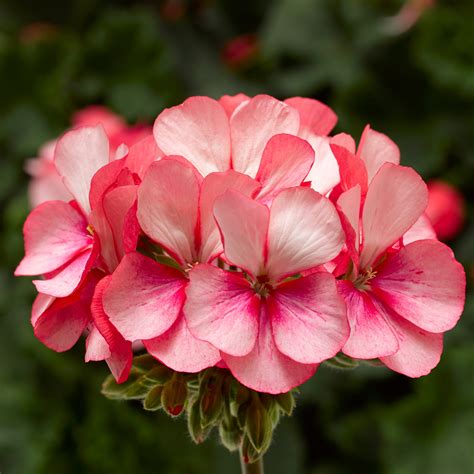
[0,1,473,472]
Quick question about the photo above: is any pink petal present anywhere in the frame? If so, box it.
[103,252,185,341]
[184,264,260,357]
[270,272,348,364]
[357,125,400,182]
[214,190,269,277]
[337,185,361,253]
[15,201,91,276]
[144,315,220,373]
[219,93,250,117]
[305,136,340,195]
[124,135,162,180]
[85,325,111,361]
[255,134,314,201]
[55,125,110,215]
[331,133,356,153]
[28,172,73,208]
[34,244,98,298]
[138,159,200,265]
[153,96,230,176]
[284,97,337,138]
[230,95,300,177]
[31,292,55,326]
[266,187,344,281]
[330,144,368,196]
[372,240,465,333]
[360,163,428,269]
[223,304,318,394]
[380,313,443,378]
[90,275,132,383]
[199,170,261,262]
[338,281,399,359]
[403,213,436,245]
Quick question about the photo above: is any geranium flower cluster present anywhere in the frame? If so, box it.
[16,94,466,394]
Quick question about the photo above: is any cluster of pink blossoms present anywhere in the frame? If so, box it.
[16,94,466,394]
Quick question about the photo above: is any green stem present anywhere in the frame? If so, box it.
[239,447,264,474]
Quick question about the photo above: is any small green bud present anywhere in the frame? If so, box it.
[199,371,224,428]
[275,391,295,416]
[161,374,188,417]
[144,365,173,385]
[187,399,212,444]
[132,354,158,373]
[143,385,163,411]
[229,379,250,417]
[325,353,359,369]
[241,434,261,464]
[218,414,242,452]
[245,394,273,453]
[102,371,147,400]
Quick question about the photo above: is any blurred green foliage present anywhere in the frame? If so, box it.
[0,0,473,473]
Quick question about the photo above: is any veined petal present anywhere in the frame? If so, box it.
[199,170,260,263]
[403,213,436,245]
[372,240,465,333]
[266,187,344,281]
[284,97,337,138]
[360,163,428,269]
[103,252,185,341]
[255,134,314,201]
[145,315,220,373]
[55,125,110,215]
[305,136,340,195]
[223,304,318,394]
[124,135,162,180]
[138,159,200,265]
[153,96,230,176]
[15,201,91,276]
[184,264,260,357]
[357,125,400,182]
[230,95,300,177]
[270,272,348,364]
[338,281,399,359]
[214,190,269,277]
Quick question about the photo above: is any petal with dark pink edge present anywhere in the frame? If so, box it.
[219,94,250,117]
[138,159,200,265]
[214,190,269,277]
[266,187,344,282]
[145,315,220,373]
[330,144,368,196]
[124,135,162,180]
[33,273,98,352]
[372,240,465,333]
[85,325,111,361]
[357,125,400,182]
[230,95,300,177]
[304,136,340,195]
[15,201,91,276]
[103,252,185,341]
[91,275,132,383]
[331,133,356,154]
[34,243,98,298]
[270,272,348,364]
[55,125,110,215]
[403,213,436,245]
[360,163,428,270]
[255,134,314,202]
[338,281,399,359]
[199,170,260,263]
[184,264,259,357]
[337,185,361,255]
[223,304,318,394]
[284,97,337,138]
[31,292,55,326]
[380,312,443,378]
[153,96,230,176]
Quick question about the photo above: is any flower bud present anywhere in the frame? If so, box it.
[275,391,296,416]
[199,370,224,428]
[325,353,359,369]
[240,434,261,465]
[161,374,188,417]
[143,385,163,411]
[218,413,242,452]
[187,399,212,444]
[144,365,173,385]
[245,394,273,453]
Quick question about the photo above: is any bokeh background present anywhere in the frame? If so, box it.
[0,0,473,473]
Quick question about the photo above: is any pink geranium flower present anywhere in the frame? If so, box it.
[336,162,465,376]
[184,187,348,394]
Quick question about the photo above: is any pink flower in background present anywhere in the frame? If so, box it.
[26,106,152,208]
[425,180,465,240]
[185,187,348,393]
[222,34,259,69]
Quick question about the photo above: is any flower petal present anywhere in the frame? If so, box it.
[145,315,220,373]
[403,213,436,245]
[357,125,400,182]
[15,201,91,276]
[338,281,399,359]
[199,170,261,262]
[103,252,185,341]
[138,159,200,265]
[270,272,348,364]
[372,240,465,333]
[284,97,337,138]
[223,304,318,394]
[219,93,250,117]
[255,134,314,201]
[266,187,344,281]
[184,264,259,357]
[230,95,300,177]
[360,163,428,269]
[214,190,269,277]
[124,135,162,180]
[55,125,110,215]
[153,96,230,176]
